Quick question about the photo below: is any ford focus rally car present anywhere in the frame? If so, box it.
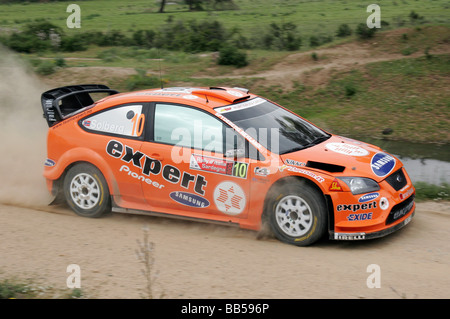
[41,84,415,246]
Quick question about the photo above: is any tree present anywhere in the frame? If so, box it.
[159,0,166,13]
[185,0,204,11]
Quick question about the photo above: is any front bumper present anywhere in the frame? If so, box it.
[331,204,415,241]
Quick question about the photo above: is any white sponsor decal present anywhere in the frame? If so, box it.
[379,197,390,210]
[213,181,246,216]
[279,165,325,183]
[400,187,414,200]
[334,232,366,240]
[227,90,244,97]
[215,97,265,114]
[182,94,198,100]
[284,159,305,167]
[325,143,369,156]
[85,119,125,134]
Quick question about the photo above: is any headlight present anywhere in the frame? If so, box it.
[338,177,380,195]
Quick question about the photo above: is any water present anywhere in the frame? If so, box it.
[351,137,450,185]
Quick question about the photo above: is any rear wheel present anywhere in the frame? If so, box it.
[267,179,327,246]
[63,163,110,218]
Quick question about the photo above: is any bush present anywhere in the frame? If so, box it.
[60,35,87,52]
[97,48,121,62]
[355,23,377,39]
[35,60,56,75]
[309,34,333,47]
[6,32,50,53]
[401,46,418,56]
[409,10,424,22]
[77,31,109,46]
[424,47,432,60]
[185,20,225,52]
[125,69,162,91]
[344,83,357,97]
[261,22,302,51]
[154,19,226,53]
[100,30,132,46]
[336,24,352,37]
[309,36,320,47]
[54,57,66,68]
[217,45,248,68]
[132,29,156,48]
[23,21,63,39]
[0,279,29,299]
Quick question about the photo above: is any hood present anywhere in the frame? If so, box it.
[280,135,402,182]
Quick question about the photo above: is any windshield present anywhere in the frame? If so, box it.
[215,98,330,154]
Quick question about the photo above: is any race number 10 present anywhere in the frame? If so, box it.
[232,162,248,178]
[131,113,145,137]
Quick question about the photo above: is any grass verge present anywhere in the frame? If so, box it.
[414,182,450,202]
[0,277,85,299]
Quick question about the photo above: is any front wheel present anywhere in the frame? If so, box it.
[63,163,111,218]
[267,180,327,246]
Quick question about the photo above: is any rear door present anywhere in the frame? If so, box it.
[80,103,148,206]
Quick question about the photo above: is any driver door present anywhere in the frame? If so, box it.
[140,102,252,220]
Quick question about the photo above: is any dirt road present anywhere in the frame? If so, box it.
[0,201,448,299]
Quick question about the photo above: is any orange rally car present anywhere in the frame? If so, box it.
[41,84,415,246]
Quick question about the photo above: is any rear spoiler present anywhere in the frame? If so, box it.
[41,84,119,127]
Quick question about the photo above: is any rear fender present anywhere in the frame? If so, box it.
[44,147,119,195]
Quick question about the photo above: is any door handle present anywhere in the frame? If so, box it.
[150,153,164,161]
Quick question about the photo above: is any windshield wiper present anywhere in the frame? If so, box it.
[280,134,331,154]
[306,134,331,147]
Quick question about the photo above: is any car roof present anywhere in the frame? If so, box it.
[95,86,257,111]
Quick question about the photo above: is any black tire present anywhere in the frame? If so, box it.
[266,179,327,246]
[63,163,111,218]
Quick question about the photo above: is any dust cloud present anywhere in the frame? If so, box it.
[0,47,52,207]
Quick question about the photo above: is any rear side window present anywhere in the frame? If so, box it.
[81,104,145,138]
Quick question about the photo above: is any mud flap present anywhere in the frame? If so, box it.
[48,179,65,206]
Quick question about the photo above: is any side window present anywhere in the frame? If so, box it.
[81,104,145,138]
[154,104,225,153]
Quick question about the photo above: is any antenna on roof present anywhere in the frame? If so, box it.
[158,48,163,89]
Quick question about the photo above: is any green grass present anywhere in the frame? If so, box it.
[20,41,448,144]
[252,52,450,143]
[3,1,449,144]
[1,0,449,43]
[0,277,85,299]
[414,182,450,201]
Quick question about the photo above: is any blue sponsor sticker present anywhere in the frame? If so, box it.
[371,152,396,177]
[44,158,56,167]
[170,191,210,208]
[347,212,373,221]
[358,192,380,203]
